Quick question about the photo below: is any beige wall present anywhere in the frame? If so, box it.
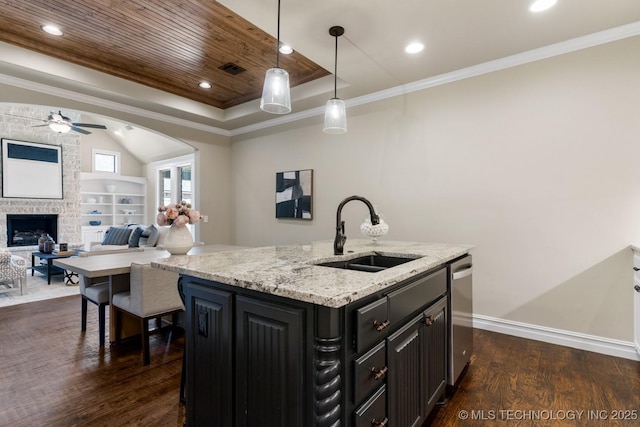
[231,36,640,342]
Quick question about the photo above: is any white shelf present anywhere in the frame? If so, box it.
[80,172,147,229]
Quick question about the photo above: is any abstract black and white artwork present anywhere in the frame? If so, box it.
[1,138,63,199]
[276,169,313,219]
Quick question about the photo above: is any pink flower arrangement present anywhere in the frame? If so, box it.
[157,201,203,227]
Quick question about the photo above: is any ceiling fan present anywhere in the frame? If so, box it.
[2,110,107,134]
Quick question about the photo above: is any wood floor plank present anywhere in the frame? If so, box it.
[1,296,638,426]
[0,295,185,426]
[429,330,640,427]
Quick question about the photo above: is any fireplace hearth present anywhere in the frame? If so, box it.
[6,214,58,247]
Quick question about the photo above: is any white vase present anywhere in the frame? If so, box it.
[163,224,194,255]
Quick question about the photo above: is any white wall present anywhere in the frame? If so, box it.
[231,36,640,342]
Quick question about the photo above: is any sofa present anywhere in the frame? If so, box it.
[89,224,171,252]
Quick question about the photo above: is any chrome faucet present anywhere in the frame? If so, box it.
[334,195,380,255]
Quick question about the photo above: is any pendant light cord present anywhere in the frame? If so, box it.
[333,33,338,98]
[276,0,281,68]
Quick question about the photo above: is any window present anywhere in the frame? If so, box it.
[152,154,196,209]
[92,149,120,174]
[159,169,171,206]
[179,166,192,204]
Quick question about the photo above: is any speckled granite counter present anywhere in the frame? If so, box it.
[151,239,472,308]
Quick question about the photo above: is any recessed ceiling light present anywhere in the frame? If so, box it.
[529,0,557,12]
[405,42,424,54]
[41,25,63,36]
[198,81,212,89]
[279,44,293,55]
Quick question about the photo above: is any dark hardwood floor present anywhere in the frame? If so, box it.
[429,328,640,427]
[0,295,638,426]
[0,295,185,427]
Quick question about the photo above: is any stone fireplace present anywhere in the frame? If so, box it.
[0,105,82,263]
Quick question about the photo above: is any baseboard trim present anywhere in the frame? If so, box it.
[473,314,640,362]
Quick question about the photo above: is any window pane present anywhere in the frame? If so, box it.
[178,166,192,204]
[95,153,116,173]
[159,169,171,206]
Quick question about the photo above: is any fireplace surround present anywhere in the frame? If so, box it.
[6,214,58,247]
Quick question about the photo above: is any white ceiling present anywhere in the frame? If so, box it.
[1,0,640,160]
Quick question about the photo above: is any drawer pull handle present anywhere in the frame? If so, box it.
[373,320,390,331]
[371,417,388,427]
[371,366,388,380]
[424,315,435,326]
[634,267,640,271]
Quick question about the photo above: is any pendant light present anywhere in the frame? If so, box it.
[323,26,347,134]
[260,0,291,114]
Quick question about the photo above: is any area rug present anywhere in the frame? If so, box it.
[0,273,79,308]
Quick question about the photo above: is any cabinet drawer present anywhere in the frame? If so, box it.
[354,385,387,427]
[354,341,387,404]
[355,297,389,353]
[388,267,446,327]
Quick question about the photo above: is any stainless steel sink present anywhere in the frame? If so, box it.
[315,254,420,273]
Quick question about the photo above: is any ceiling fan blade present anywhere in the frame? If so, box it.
[32,124,51,128]
[71,126,92,135]
[72,123,107,129]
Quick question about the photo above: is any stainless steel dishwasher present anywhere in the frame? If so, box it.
[448,255,473,386]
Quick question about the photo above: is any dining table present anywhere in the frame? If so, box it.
[53,244,242,342]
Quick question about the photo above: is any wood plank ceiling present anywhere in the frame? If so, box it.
[0,0,329,110]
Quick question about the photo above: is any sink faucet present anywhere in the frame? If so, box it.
[334,196,380,255]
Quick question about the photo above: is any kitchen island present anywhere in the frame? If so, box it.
[152,239,472,427]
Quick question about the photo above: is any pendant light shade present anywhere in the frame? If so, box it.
[261,67,291,114]
[323,98,347,134]
[260,0,291,114]
[323,26,347,134]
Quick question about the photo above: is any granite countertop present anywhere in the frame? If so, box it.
[151,239,473,308]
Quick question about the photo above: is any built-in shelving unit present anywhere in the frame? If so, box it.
[80,172,147,249]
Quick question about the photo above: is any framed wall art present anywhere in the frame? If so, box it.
[1,138,63,199]
[275,169,313,219]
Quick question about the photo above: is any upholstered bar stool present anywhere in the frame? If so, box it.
[112,262,183,365]
[78,247,144,346]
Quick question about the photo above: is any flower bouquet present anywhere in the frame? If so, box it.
[157,201,203,227]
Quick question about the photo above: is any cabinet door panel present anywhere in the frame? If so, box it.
[185,282,233,427]
[236,296,305,427]
[387,314,423,427]
[423,297,448,415]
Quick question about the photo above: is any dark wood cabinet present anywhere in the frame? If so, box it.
[423,296,448,416]
[184,282,233,427]
[387,313,423,426]
[184,278,309,427]
[182,262,454,427]
[387,295,448,427]
[235,295,305,427]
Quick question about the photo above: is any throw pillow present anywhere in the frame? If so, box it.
[128,226,145,248]
[102,226,133,246]
[144,224,160,246]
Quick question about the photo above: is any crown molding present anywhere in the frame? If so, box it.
[231,21,640,136]
[2,21,639,138]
